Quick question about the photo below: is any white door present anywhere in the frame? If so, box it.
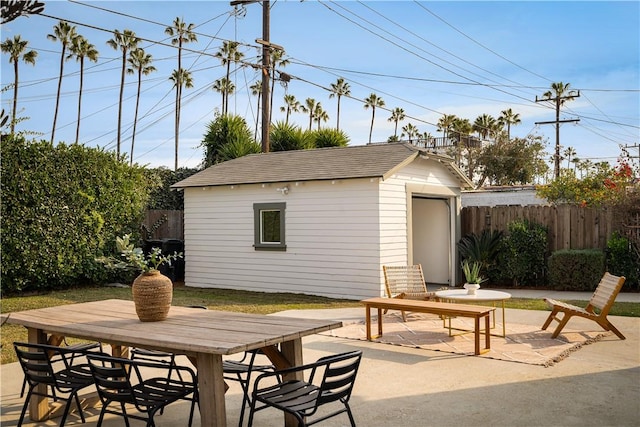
[412,197,450,285]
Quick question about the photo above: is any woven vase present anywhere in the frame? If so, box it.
[132,270,173,322]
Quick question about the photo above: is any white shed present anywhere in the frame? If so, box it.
[172,143,474,300]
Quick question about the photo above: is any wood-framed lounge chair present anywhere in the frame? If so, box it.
[383,264,439,321]
[541,272,626,339]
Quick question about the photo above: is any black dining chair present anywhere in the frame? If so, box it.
[19,340,102,399]
[14,341,96,427]
[247,350,363,427]
[86,352,198,427]
[223,349,276,427]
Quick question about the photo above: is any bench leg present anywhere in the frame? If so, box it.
[474,317,480,355]
[365,305,372,340]
[485,314,491,351]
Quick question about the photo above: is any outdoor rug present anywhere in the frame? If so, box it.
[325,312,610,367]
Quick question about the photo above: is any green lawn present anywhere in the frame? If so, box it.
[1,285,638,364]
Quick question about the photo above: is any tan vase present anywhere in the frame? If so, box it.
[131,270,173,321]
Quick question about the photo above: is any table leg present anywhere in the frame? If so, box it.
[474,317,480,355]
[280,339,304,427]
[485,314,491,350]
[365,305,372,340]
[377,307,383,337]
[196,353,226,427]
[27,328,48,422]
[501,300,506,337]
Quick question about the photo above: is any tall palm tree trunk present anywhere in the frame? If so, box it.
[175,82,181,171]
[75,57,84,144]
[336,96,341,131]
[51,46,66,144]
[254,92,261,141]
[11,60,18,134]
[369,108,375,144]
[131,68,142,166]
[116,55,126,156]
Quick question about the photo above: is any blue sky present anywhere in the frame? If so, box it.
[2,1,638,170]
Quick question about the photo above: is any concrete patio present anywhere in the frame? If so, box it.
[2,291,639,426]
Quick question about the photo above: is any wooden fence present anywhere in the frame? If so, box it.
[142,210,184,240]
[461,205,617,252]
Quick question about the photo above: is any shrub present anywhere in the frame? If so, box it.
[606,232,639,290]
[311,128,349,148]
[1,135,156,294]
[501,219,548,287]
[146,167,201,211]
[548,249,605,291]
[458,230,503,268]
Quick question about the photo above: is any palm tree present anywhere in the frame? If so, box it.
[107,29,139,156]
[452,117,472,169]
[212,78,235,113]
[388,107,405,139]
[214,41,243,115]
[364,93,385,144]
[401,123,419,144]
[47,21,77,144]
[165,17,197,170]
[126,48,155,165]
[1,35,37,134]
[301,98,318,131]
[328,77,350,130]
[437,114,457,143]
[68,35,98,144]
[169,68,193,170]
[472,114,496,140]
[571,157,581,173]
[313,103,329,130]
[541,81,578,178]
[563,146,576,170]
[250,80,262,141]
[498,108,521,141]
[280,94,301,125]
[269,49,289,124]
[421,131,434,148]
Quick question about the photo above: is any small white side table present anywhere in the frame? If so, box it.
[435,289,512,337]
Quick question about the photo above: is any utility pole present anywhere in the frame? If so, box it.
[535,91,580,179]
[230,0,271,152]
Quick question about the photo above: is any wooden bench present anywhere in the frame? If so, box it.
[361,297,496,355]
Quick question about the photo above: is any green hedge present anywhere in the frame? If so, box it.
[500,219,548,286]
[1,135,156,294]
[548,249,605,291]
[606,232,639,290]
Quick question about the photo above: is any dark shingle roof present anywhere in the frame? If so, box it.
[172,142,472,189]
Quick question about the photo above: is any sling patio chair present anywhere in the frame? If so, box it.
[383,264,440,321]
[247,350,363,427]
[541,272,627,339]
[14,342,97,427]
[86,352,198,427]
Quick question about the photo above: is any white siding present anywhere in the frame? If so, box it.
[183,179,382,300]
[182,157,463,301]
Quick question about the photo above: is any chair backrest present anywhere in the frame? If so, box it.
[314,350,362,407]
[588,272,626,315]
[14,342,58,387]
[87,353,138,405]
[383,265,427,298]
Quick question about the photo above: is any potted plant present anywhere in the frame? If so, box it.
[461,259,487,295]
[99,234,183,322]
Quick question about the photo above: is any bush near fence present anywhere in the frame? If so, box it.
[548,249,606,291]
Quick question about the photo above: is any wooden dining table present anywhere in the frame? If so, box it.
[3,299,343,427]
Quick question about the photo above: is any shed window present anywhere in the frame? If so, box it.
[253,202,286,251]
